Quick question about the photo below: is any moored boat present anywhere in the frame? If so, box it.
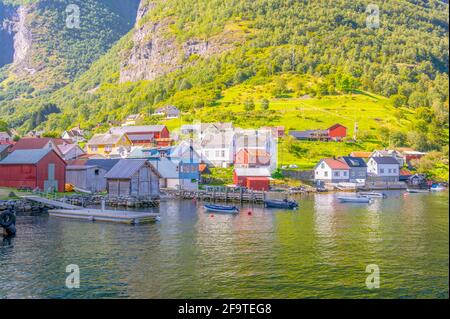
[338,196,372,203]
[430,184,446,192]
[204,204,239,214]
[406,188,430,194]
[264,199,299,209]
[358,192,387,198]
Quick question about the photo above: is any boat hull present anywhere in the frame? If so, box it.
[338,197,371,203]
[264,200,299,209]
[204,205,239,214]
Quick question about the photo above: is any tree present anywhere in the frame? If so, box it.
[261,98,270,110]
[390,94,407,108]
[244,98,255,111]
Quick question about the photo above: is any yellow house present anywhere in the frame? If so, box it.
[86,133,132,157]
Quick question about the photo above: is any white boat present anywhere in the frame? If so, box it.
[406,189,430,194]
[338,196,372,204]
[430,185,446,192]
[358,192,386,198]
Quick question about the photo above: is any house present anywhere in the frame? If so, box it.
[110,125,171,147]
[146,157,182,190]
[289,130,329,141]
[122,114,143,126]
[153,105,180,119]
[399,168,413,182]
[196,125,235,168]
[0,149,66,192]
[314,158,350,183]
[327,124,347,141]
[62,126,85,143]
[289,124,347,142]
[233,167,271,191]
[0,131,13,144]
[66,165,108,192]
[0,144,11,160]
[408,174,428,187]
[9,137,74,157]
[234,129,277,171]
[104,159,161,198]
[58,143,85,161]
[235,148,271,168]
[371,150,405,167]
[367,157,400,182]
[339,156,367,182]
[86,133,132,157]
[402,150,427,165]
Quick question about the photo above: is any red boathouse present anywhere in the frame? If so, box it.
[0,149,66,192]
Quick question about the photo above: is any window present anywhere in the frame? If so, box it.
[321,163,325,169]
[334,171,340,177]
[324,172,328,177]
[90,146,98,152]
[105,145,113,152]
[221,150,225,158]
[205,151,209,157]
[380,169,384,174]
[344,171,348,176]
[95,169,100,176]
[215,150,220,157]
[388,169,392,173]
[393,169,397,173]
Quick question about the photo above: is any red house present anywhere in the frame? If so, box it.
[233,168,271,191]
[327,124,347,141]
[235,148,271,168]
[0,149,66,192]
[110,125,171,146]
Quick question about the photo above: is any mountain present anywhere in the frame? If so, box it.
[0,0,448,163]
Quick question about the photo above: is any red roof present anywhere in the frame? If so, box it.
[328,123,347,131]
[10,137,72,153]
[400,169,413,176]
[322,158,350,170]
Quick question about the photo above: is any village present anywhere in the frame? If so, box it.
[0,105,439,207]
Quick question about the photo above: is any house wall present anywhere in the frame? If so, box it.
[66,167,107,192]
[107,179,131,197]
[129,166,160,197]
[367,159,399,182]
[349,167,367,181]
[0,164,38,189]
[36,152,66,192]
[202,147,233,167]
[328,126,347,140]
[246,178,270,191]
[314,162,349,182]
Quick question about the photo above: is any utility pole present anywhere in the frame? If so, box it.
[353,122,359,141]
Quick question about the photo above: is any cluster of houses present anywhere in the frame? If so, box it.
[314,148,427,187]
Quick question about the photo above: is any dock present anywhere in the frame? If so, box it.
[48,208,159,224]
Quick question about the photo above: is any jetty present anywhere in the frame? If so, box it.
[48,209,159,224]
[21,195,159,225]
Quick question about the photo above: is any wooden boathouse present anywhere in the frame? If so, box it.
[105,159,161,198]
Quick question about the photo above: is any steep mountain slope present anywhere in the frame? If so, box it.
[0,0,140,95]
[0,0,448,159]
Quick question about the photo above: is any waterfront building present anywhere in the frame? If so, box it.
[0,144,11,160]
[0,149,66,192]
[367,157,400,182]
[66,165,108,192]
[58,143,85,161]
[86,133,132,157]
[371,150,405,167]
[233,167,271,191]
[110,125,171,147]
[104,159,161,197]
[235,148,271,168]
[339,156,367,183]
[314,158,351,183]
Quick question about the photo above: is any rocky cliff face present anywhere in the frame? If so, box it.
[119,1,246,83]
[0,2,19,68]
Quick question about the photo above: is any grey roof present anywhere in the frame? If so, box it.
[340,156,367,168]
[66,165,99,170]
[289,130,327,139]
[0,149,53,164]
[110,125,166,134]
[0,144,11,153]
[105,159,161,179]
[88,134,124,145]
[147,158,179,179]
[234,167,271,177]
[370,157,400,165]
[86,159,120,171]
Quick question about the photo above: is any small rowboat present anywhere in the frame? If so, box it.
[431,185,446,192]
[338,196,372,204]
[358,192,387,198]
[406,189,430,194]
[204,204,239,214]
[264,199,299,209]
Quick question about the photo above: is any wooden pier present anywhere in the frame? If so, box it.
[49,208,159,224]
[20,195,81,209]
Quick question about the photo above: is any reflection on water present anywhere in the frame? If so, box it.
[0,191,448,299]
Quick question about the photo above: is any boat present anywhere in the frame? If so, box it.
[406,188,430,194]
[204,204,239,214]
[338,196,372,203]
[264,199,299,209]
[430,184,446,192]
[358,192,387,198]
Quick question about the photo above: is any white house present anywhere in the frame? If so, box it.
[371,150,405,167]
[153,105,180,119]
[195,124,235,168]
[367,157,400,182]
[314,158,350,183]
[58,143,85,161]
[62,126,85,143]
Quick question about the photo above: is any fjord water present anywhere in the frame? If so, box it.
[0,191,448,299]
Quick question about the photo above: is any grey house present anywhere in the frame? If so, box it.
[339,156,367,182]
[105,159,161,198]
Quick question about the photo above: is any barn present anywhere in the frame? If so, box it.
[66,165,108,193]
[327,124,347,141]
[105,159,161,198]
[0,149,66,192]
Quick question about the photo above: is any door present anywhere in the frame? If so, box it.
[44,163,58,192]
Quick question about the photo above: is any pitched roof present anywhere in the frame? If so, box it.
[340,156,367,168]
[328,123,346,130]
[86,159,121,171]
[87,134,125,145]
[349,151,372,158]
[289,130,327,139]
[105,159,162,179]
[58,143,83,155]
[0,144,11,153]
[110,125,166,134]
[234,167,271,177]
[10,137,52,152]
[320,158,350,170]
[0,149,54,164]
[147,158,179,179]
[370,157,400,165]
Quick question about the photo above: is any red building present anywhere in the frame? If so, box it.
[110,125,171,147]
[327,124,347,141]
[233,168,271,191]
[0,149,66,192]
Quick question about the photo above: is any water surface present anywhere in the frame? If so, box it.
[0,191,448,298]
